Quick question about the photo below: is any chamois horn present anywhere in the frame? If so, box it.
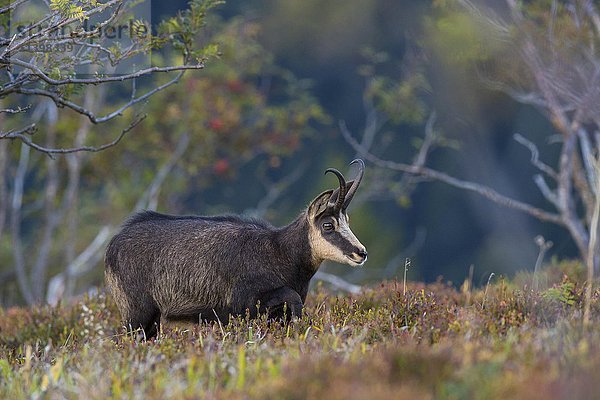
[324,167,347,212]
[342,159,364,211]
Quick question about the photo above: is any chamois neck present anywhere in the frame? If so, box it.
[277,213,319,272]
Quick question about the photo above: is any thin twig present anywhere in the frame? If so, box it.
[482,272,495,310]
[0,105,31,114]
[6,57,204,86]
[245,162,308,219]
[514,133,558,179]
[583,158,600,327]
[11,142,34,304]
[46,226,112,305]
[557,133,589,258]
[533,235,553,291]
[16,70,183,124]
[137,132,191,211]
[403,258,411,297]
[0,0,29,14]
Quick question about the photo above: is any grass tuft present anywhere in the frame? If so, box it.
[1,267,600,399]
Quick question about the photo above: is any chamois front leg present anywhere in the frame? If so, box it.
[259,286,303,320]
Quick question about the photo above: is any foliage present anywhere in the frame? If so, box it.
[0,15,327,305]
[156,0,226,63]
[2,274,600,399]
[49,0,94,21]
[92,17,327,213]
[353,0,600,276]
[542,277,579,307]
[0,0,224,153]
[425,1,505,66]
[3,0,598,313]
[359,48,431,126]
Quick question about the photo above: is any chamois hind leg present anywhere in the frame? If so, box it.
[259,286,303,320]
[106,271,160,339]
[122,295,161,340]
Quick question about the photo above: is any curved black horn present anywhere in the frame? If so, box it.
[324,167,347,212]
[342,159,364,210]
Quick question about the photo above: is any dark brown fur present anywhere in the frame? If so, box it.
[105,162,367,338]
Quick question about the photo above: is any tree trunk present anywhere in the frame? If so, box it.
[31,101,60,302]
[64,87,99,298]
[0,128,7,243]
[11,143,34,305]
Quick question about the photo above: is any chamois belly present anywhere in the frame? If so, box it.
[148,254,238,318]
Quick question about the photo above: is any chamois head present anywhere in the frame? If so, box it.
[307,159,367,267]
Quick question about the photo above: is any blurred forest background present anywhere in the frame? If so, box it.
[2,0,600,306]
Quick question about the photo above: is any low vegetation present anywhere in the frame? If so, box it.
[1,261,600,399]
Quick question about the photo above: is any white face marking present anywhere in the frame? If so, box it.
[308,213,367,267]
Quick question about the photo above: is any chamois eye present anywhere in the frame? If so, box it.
[322,222,334,231]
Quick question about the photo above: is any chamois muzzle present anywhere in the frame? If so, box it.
[357,249,368,261]
[348,248,368,265]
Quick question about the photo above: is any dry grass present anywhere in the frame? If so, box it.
[1,262,600,399]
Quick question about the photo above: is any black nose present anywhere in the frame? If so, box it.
[358,249,368,260]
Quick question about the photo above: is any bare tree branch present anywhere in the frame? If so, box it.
[0,105,31,114]
[314,271,362,294]
[557,133,589,257]
[1,0,218,155]
[5,114,145,156]
[11,142,34,304]
[479,77,550,108]
[533,174,559,206]
[352,82,388,160]
[341,123,564,226]
[340,109,437,208]
[15,70,183,125]
[0,136,6,244]
[578,128,599,191]
[454,0,600,268]
[43,131,192,304]
[147,134,190,211]
[62,85,106,294]
[9,101,51,304]
[514,133,558,179]
[0,123,37,139]
[571,150,596,225]
[5,57,204,86]
[0,0,29,15]
[245,162,308,219]
[394,111,439,196]
[46,226,112,306]
[92,72,187,124]
[31,101,60,300]
[583,157,600,325]
[134,132,191,211]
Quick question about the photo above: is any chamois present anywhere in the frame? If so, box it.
[105,159,367,338]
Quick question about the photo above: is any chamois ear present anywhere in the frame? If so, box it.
[308,189,334,219]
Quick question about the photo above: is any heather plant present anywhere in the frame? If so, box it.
[1,270,600,399]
